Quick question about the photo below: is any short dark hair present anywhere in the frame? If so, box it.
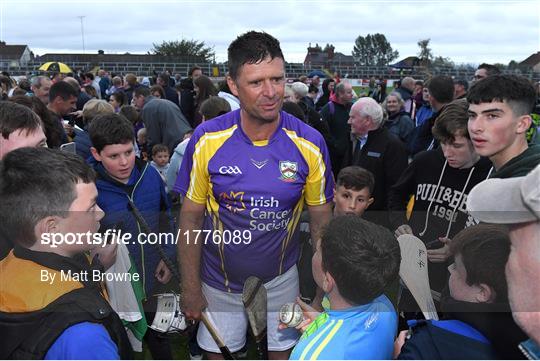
[308,84,318,94]
[157,73,170,85]
[119,105,141,125]
[189,65,202,77]
[150,84,165,99]
[227,31,284,80]
[0,147,95,247]
[200,96,231,120]
[0,101,42,140]
[454,79,469,91]
[336,166,375,195]
[321,216,401,305]
[152,143,169,156]
[432,98,470,143]
[427,75,454,104]
[134,86,151,98]
[9,96,61,148]
[88,113,134,153]
[49,81,78,103]
[449,223,510,303]
[467,75,536,116]
[477,63,501,77]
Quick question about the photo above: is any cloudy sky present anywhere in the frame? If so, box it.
[1,0,539,65]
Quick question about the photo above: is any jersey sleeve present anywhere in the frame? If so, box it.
[302,134,335,206]
[173,129,210,204]
[45,322,119,360]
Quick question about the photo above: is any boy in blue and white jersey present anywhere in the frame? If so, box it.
[289,215,400,360]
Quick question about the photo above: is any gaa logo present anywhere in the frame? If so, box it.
[219,166,242,175]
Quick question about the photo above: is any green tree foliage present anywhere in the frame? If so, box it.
[352,33,399,66]
[417,38,433,64]
[150,38,215,62]
[432,56,454,68]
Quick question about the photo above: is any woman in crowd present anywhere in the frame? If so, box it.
[192,75,218,126]
[315,78,335,111]
[108,91,127,112]
[382,91,415,146]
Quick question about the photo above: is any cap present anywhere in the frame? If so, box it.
[467,164,540,224]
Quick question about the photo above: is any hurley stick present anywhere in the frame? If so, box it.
[242,276,269,360]
[201,311,236,360]
[397,234,439,320]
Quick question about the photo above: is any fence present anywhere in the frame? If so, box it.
[3,61,540,81]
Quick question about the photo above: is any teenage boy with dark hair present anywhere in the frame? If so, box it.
[289,216,400,360]
[88,113,176,359]
[467,74,540,178]
[0,147,131,359]
[389,98,492,305]
[0,101,46,159]
[395,223,527,359]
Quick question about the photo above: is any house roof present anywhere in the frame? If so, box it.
[304,51,354,65]
[0,43,28,60]
[389,56,422,69]
[520,52,540,67]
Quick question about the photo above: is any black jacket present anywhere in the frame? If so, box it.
[399,297,527,360]
[344,127,409,226]
[0,247,132,359]
[388,149,492,291]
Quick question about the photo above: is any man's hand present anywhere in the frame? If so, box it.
[155,259,172,284]
[394,224,413,238]
[427,237,452,263]
[181,285,208,321]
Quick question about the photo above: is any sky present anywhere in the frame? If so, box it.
[1,0,539,65]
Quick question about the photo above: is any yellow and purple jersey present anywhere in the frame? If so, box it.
[174,110,334,293]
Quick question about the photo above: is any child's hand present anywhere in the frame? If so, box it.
[278,297,321,333]
[427,237,452,263]
[393,330,409,359]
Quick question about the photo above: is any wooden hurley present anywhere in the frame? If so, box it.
[397,234,439,320]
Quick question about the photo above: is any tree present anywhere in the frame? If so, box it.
[352,33,399,66]
[150,38,215,62]
[417,38,433,64]
[432,56,454,68]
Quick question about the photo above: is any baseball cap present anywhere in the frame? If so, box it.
[467,164,540,224]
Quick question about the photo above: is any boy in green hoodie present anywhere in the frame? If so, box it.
[467,74,540,178]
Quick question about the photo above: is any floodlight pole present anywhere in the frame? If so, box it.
[78,16,86,54]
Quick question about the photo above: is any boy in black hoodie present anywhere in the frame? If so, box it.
[395,223,527,359]
[467,74,540,178]
[389,98,492,303]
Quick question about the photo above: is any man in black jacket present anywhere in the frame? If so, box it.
[344,97,408,227]
[156,72,180,107]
